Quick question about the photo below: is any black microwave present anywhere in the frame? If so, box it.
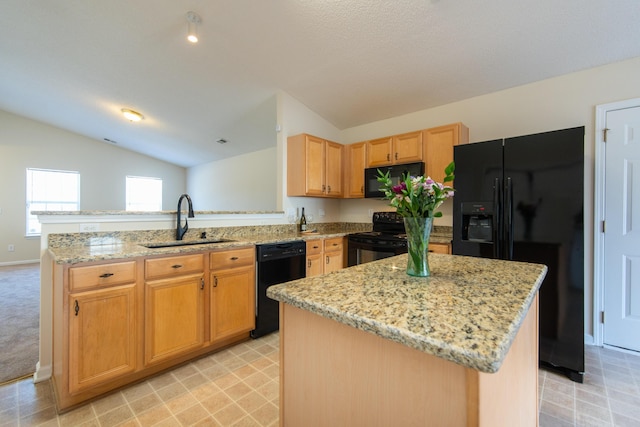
[364,162,425,198]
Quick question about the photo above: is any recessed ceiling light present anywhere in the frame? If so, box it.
[121,108,144,122]
[186,11,201,43]
[103,138,118,144]
[216,138,228,144]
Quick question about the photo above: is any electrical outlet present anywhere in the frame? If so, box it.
[8,244,15,252]
[79,223,100,232]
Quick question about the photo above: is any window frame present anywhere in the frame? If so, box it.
[125,175,163,212]
[26,168,81,236]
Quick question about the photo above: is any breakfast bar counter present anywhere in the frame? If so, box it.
[267,253,547,427]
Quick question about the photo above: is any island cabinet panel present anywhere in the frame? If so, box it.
[279,296,538,427]
[144,272,205,365]
[68,284,137,394]
[209,248,256,343]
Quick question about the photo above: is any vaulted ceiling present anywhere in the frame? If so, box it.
[1,1,639,167]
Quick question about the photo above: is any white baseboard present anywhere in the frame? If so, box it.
[33,362,52,383]
[0,259,40,267]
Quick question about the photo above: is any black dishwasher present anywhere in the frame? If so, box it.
[251,241,306,338]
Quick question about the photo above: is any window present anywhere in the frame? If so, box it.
[126,176,162,211]
[26,168,80,236]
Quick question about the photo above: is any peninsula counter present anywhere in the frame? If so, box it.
[267,253,547,427]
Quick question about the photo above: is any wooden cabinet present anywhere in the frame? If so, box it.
[424,122,469,183]
[345,141,367,198]
[428,243,451,254]
[287,133,344,198]
[67,262,138,394]
[209,247,255,343]
[367,131,423,167]
[52,246,258,412]
[53,260,140,409]
[144,254,205,366]
[306,237,345,277]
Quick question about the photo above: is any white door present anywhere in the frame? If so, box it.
[603,106,640,351]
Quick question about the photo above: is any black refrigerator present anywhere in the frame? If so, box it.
[452,126,585,382]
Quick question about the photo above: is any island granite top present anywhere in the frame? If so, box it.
[267,253,546,373]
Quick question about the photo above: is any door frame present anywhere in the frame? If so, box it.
[593,97,640,348]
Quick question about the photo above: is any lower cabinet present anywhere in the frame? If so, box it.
[428,243,452,254]
[52,246,256,412]
[144,273,205,365]
[210,248,255,343]
[306,237,345,277]
[68,284,137,394]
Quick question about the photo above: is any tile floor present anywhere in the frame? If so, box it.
[1,334,639,426]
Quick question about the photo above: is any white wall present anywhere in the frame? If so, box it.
[0,109,186,264]
[188,147,278,211]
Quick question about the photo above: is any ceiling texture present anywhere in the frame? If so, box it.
[2,0,640,168]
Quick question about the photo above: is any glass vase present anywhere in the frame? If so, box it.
[403,217,433,277]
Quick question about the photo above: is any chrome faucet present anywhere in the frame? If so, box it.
[176,194,194,240]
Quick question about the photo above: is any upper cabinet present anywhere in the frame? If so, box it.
[287,123,468,199]
[288,134,343,198]
[344,142,367,198]
[424,122,469,183]
[366,131,423,168]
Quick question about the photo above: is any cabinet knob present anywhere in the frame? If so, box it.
[230,256,239,261]
[99,273,114,278]
[171,264,183,269]
[74,300,79,316]
[213,276,218,287]
[387,153,390,161]
[395,152,398,160]
[327,185,331,193]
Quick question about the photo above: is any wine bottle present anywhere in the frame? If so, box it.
[299,207,307,232]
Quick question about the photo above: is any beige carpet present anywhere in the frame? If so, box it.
[0,263,39,384]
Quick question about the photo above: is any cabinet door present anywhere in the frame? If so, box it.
[305,135,326,196]
[367,137,393,167]
[145,273,204,365]
[210,265,255,343]
[68,284,137,393]
[324,251,344,274]
[346,142,366,198]
[324,237,344,274]
[325,141,343,197]
[394,131,423,164]
[306,253,324,277]
[424,123,468,184]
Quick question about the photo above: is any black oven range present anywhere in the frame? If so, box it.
[347,211,408,267]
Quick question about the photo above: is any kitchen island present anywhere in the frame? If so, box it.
[267,253,547,427]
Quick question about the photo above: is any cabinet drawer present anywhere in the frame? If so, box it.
[210,247,255,270]
[323,237,344,253]
[69,261,137,291]
[428,243,451,254]
[145,254,204,280]
[306,240,323,255]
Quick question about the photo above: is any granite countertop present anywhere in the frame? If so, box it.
[267,254,546,373]
[46,224,452,265]
[47,231,349,264]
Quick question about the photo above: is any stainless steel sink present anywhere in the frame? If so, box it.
[142,239,234,249]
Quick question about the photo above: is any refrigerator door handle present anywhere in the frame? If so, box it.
[505,177,514,260]
[493,177,501,258]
